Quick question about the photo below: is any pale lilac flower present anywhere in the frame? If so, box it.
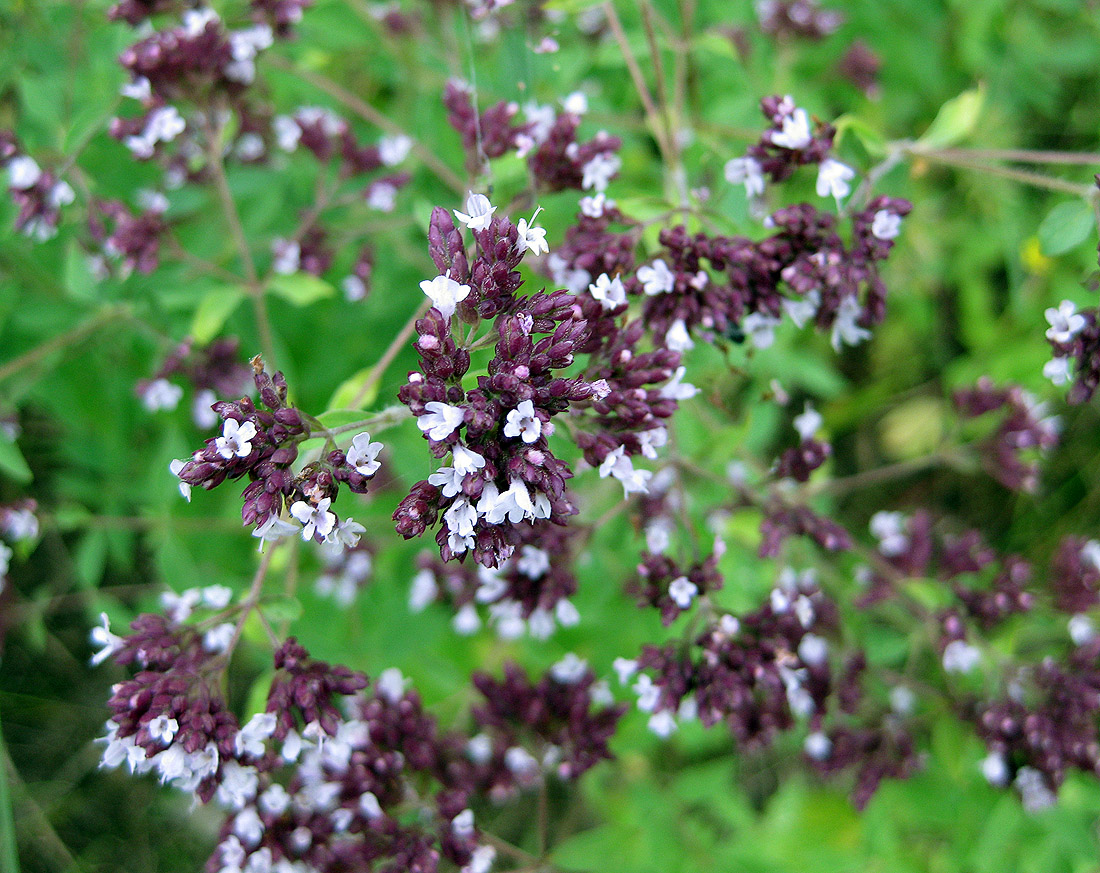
[659,366,698,401]
[417,401,465,441]
[8,156,41,190]
[409,568,438,612]
[454,192,496,231]
[367,182,398,212]
[89,613,123,666]
[743,312,782,348]
[871,209,901,240]
[325,517,365,549]
[1043,356,1072,386]
[816,158,855,201]
[1045,300,1087,343]
[235,712,278,759]
[1069,614,1095,646]
[342,275,368,301]
[664,319,694,351]
[668,575,698,609]
[453,603,481,635]
[378,134,412,166]
[942,639,981,674]
[793,403,822,442]
[142,378,183,412]
[613,657,638,684]
[517,545,550,578]
[271,238,301,275]
[503,399,541,443]
[870,511,908,557]
[598,446,652,496]
[203,622,236,653]
[981,752,1009,787]
[580,192,614,217]
[428,466,464,498]
[346,432,383,475]
[588,273,626,310]
[562,91,588,115]
[782,290,820,328]
[637,426,668,460]
[215,418,257,459]
[516,207,549,256]
[252,514,299,550]
[481,479,535,524]
[581,152,620,192]
[1081,540,1100,571]
[648,710,677,737]
[550,653,588,684]
[830,296,871,351]
[419,275,471,320]
[769,105,812,149]
[273,115,301,151]
[290,498,336,541]
[168,457,193,498]
[804,732,832,760]
[724,156,764,197]
[637,259,675,295]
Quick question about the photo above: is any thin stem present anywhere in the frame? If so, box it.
[326,404,413,438]
[906,146,1093,197]
[221,546,279,667]
[0,305,131,383]
[349,300,430,409]
[267,55,465,195]
[203,113,279,368]
[919,146,1100,166]
[479,832,538,865]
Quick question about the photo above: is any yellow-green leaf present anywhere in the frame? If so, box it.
[916,85,986,150]
[191,286,246,343]
[267,273,336,307]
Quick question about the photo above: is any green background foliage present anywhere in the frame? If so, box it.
[2,0,1100,870]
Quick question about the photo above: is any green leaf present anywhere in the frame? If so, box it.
[833,114,888,157]
[1038,199,1096,257]
[0,439,32,484]
[916,85,986,149]
[63,240,98,301]
[190,286,246,343]
[262,594,303,623]
[326,366,378,412]
[0,710,21,873]
[267,273,336,307]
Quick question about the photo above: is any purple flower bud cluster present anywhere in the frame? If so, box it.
[249,0,313,38]
[1044,301,1100,404]
[173,359,376,543]
[748,95,836,183]
[1051,536,1100,614]
[410,522,581,639]
[443,80,530,175]
[756,0,844,42]
[525,111,623,194]
[954,378,1060,492]
[0,135,75,242]
[623,568,839,744]
[107,0,183,26]
[90,197,168,276]
[973,640,1100,808]
[627,552,722,626]
[395,207,608,567]
[470,659,625,789]
[809,723,921,810]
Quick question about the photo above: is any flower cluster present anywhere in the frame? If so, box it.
[410,522,581,639]
[172,359,376,549]
[443,80,531,175]
[1,136,75,241]
[954,378,1061,493]
[394,200,608,567]
[138,336,252,426]
[755,0,844,42]
[1043,298,1100,404]
[0,500,38,595]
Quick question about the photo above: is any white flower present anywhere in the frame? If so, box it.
[1043,356,1072,386]
[665,319,694,351]
[870,511,908,557]
[516,208,549,256]
[981,752,1009,787]
[453,603,482,635]
[793,402,822,442]
[454,192,496,231]
[481,479,535,524]
[889,685,915,715]
[871,209,901,240]
[637,259,675,295]
[581,152,620,191]
[147,715,178,746]
[168,459,192,502]
[203,622,236,653]
[562,91,588,115]
[215,418,257,459]
[271,238,300,275]
[428,466,464,498]
[417,401,465,441]
[503,399,542,443]
[120,76,151,101]
[235,712,277,759]
[645,518,672,554]
[524,101,556,143]
[251,514,299,551]
[409,568,438,612]
[804,731,832,760]
[379,134,412,166]
[588,273,626,310]
[290,498,336,541]
[346,432,383,476]
[142,378,183,412]
[797,633,828,666]
[742,312,782,348]
[89,613,123,666]
[452,444,486,476]
[942,639,981,674]
[377,667,408,703]
[1045,299,1087,343]
[550,653,588,684]
[444,498,478,537]
[637,426,668,460]
[419,274,471,320]
[580,192,614,217]
[504,745,538,775]
[782,290,820,328]
[724,156,765,198]
[342,275,368,301]
[516,545,550,578]
[648,710,678,737]
[830,296,871,351]
[273,115,301,151]
[556,599,580,626]
[0,542,10,578]
[1069,614,1095,646]
[1015,766,1056,813]
[8,155,41,190]
[816,158,855,202]
[659,366,698,401]
[598,446,652,496]
[613,657,638,684]
[192,389,219,429]
[367,182,398,212]
[668,575,698,609]
[1081,540,1100,571]
[770,106,812,150]
[325,516,365,549]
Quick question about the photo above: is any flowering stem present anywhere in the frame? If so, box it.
[326,404,414,438]
[348,299,431,410]
[904,144,1094,197]
[267,55,466,195]
[0,304,132,384]
[203,113,279,369]
[220,545,279,669]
